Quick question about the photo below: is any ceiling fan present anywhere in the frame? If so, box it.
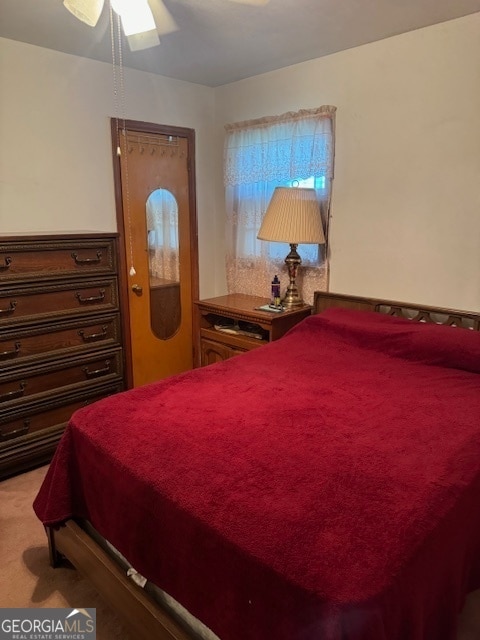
[63,0,270,51]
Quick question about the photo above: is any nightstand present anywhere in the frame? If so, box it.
[195,293,312,366]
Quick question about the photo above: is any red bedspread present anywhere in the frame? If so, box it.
[34,309,480,640]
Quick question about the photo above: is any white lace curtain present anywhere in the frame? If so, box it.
[224,106,336,304]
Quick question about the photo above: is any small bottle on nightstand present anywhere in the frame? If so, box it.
[271,275,281,307]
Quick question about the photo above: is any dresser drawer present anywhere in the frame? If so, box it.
[0,382,123,442]
[0,314,122,368]
[0,237,116,283]
[0,348,123,406]
[0,277,119,327]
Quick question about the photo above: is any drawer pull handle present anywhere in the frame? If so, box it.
[78,326,108,342]
[0,341,21,360]
[0,419,30,441]
[71,251,102,265]
[0,256,12,270]
[0,300,17,316]
[82,360,111,379]
[75,289,106,304]
[0,381,26,403]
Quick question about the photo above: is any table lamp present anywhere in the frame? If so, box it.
[257,187,325,307]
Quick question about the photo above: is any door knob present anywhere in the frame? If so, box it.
[131,284,143,295]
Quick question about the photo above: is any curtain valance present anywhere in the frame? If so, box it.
[224,106,336,186]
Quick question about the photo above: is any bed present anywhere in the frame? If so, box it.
[33,292,480,640]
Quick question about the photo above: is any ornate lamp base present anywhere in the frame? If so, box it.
[283,243,304,307]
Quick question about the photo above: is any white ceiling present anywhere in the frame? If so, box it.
[1,0,480,87]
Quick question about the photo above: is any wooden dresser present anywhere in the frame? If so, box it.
[0,233,125,479]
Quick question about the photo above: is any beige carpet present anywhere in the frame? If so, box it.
[0,465,133,639]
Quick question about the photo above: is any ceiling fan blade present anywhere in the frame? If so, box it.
[226,0,270,5]
[148,0,179,37]
[63,0,105,27]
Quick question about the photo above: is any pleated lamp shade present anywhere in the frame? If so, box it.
[257,187,325,245]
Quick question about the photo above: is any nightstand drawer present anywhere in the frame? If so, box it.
[0,237,116,282]
[200,337,247,366]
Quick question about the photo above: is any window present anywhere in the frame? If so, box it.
[224,106,336,304]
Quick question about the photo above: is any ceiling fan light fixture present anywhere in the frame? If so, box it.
[127,30,161,51]
[63,0,105,27]
[110,0,156,36]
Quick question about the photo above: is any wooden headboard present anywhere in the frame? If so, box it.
[313,292,480,331]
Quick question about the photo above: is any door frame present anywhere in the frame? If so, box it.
[111,118,199,388]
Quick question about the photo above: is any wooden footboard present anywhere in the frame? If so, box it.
[47,521,193,640]
[47,521,480,640]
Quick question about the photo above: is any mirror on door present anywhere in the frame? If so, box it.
[146,188,181,340]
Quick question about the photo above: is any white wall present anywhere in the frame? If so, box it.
[0,37,217,298]
[214,14,480,312]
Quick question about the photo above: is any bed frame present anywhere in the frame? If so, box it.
[313,291,480,329]
[46,292,480,640]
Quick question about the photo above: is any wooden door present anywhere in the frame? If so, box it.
[112,120,199,388]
